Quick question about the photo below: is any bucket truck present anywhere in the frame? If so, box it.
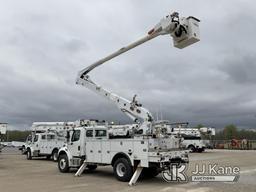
[24,122,74,161]
[155,121,215,152]
[57,12,200,185]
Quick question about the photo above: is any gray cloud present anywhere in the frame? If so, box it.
[0,0,256,130]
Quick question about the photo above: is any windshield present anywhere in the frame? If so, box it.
[71,130,80,142]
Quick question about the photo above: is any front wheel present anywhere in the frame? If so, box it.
[58,154,69,173]
[188,145,196,153]
[27,149,32,160]
[21,146,26,154]
[113,158,133,182]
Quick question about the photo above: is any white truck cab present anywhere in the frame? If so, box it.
[58,125,188,182]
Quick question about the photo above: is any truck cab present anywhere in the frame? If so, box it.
[58,126,108,170]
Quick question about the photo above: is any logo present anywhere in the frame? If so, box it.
[191,164,240,182]
[162,163,188,182]
[161,163,240,183]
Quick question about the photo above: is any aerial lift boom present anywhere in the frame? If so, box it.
[76,12,200,135]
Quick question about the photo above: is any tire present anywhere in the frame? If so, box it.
[58,154,69,173]
[27,149,32,160]
[21,146,24,154]
[113,158,133,182]
[188,145,196,153]
[21,146,26,154]
[52,149,59,162]
[87,164,97,171]
[197,148,204,153]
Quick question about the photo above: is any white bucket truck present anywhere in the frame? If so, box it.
[156,121,215,152]
[58,11,201,185]
[25,122,74,161]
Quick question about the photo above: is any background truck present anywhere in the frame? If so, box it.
[156,121,215,152]
[25,122,74,161]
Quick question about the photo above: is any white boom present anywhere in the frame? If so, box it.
[76,12,200,135]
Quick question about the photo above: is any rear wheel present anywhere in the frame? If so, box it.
[58,154,69,173]
[113,158,133,182]
[27,149,32,160]
[52,149,59,162]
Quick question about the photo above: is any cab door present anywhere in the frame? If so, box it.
[39,134,47,154]
[32,134,40,151]
[69,130,82,157]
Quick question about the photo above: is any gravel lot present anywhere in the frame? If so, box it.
[1,148,256,192]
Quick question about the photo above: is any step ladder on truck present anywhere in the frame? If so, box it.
[57,11,200,185]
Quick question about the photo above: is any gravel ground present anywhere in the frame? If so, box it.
[0,148,256,192]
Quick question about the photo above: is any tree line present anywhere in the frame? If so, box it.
[0,130,30,142]
[213,124,256,140]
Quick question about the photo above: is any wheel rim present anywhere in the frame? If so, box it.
[59,158,66,170]
[116,163,126,177]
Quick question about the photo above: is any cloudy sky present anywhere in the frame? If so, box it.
[0,0,256,130]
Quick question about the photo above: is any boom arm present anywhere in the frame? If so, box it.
[76,12,200,135]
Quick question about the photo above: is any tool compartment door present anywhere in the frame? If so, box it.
[101,140,111,164]
[93,141,102,163]
[86,141,102,163]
